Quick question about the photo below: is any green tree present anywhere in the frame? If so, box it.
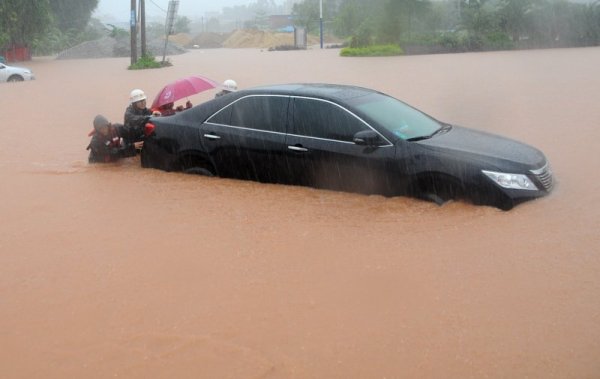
[379,0,431,43]
[526,0,574,47]
[499,0,532,42]
[287,0,599,52]
[552,0,600,46]
[0,30,8,49]
[107,24,130,40]
[333,0,366,37]
[456,0,502,49]
[584,1,600,45]
[427,0,461,32]
[292,0,321,34]
[174,16,191,34]
[48,0,99,32]
[332,0,432,45]
[1,0,100,54]
[249,8,270,30]
[0,0,52,46]
[459,0,499,34]
[379,0,404,43]
[291,0,337,34]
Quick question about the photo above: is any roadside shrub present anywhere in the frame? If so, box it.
[350,22,376,48]
[128,54,169,70]
[340,44,403,57]
[268,44,305,51]
[484,32,515,50]
[393,30,515,55]
[399,33,439,47]
[32,27,83,55]
[463,33,485,51]
[438,33,462,51]
[108,24,129,40]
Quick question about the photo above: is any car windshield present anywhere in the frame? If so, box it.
[352,93,441,140]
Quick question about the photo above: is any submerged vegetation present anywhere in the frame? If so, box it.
[128,54,171,70]
[292,0,600,54]
[340,44,404,57]
[1,0,598,59]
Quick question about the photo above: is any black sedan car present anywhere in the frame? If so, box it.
[141,84,553,210]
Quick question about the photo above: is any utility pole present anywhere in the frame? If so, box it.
[319,0,323,49]
[162,1,179,64]
[130,0,137,64]
[140,0,146,57]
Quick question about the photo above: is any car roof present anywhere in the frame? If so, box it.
[238,83,380,103]
[168,84,384,127]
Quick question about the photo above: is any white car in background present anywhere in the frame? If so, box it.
[0,62,35,82]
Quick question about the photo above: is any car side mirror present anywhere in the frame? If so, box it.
[353,130,383,146]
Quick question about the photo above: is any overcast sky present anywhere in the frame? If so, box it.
[94,0,259,21]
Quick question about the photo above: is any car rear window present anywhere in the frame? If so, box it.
[207,95,289,133]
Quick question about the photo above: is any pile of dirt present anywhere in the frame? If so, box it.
[56,37,117,59]
[56,36,187,60]
[189,32,230,49]
[222,29,295,49]
[168,33,194,48]
[220,29,342,49]
[56,30,342,59]
[112,38,186,58]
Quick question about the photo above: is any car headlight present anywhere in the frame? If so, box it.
[482,170,539,191]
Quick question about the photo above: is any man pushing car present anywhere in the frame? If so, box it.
[86,115,143,163]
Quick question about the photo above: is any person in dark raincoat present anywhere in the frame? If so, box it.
[87,115,142,163]
[123,89,160,143]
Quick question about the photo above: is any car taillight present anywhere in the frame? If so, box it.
[144,122,156,136]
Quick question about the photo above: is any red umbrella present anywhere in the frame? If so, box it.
[152,75,219,108]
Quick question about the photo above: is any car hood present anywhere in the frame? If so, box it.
[416,125,547,168]
[7,66,31,72]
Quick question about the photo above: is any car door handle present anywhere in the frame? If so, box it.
[203,134,221,140]
[287,145,308,152]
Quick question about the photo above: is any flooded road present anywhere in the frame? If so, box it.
[1,47,599,378]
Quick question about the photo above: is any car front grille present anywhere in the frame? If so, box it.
[530,163,554,191]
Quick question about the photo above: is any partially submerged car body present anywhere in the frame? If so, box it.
[141,84,553,210]
[0,62,35,82]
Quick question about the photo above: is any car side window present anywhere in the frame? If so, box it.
[291,98,368,142]
[207,104,232,125]
[228,95,288,133]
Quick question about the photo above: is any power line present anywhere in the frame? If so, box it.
[148,0,167,14]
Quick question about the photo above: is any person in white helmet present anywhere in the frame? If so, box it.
[215,79,238,98]
[123,89,160,144]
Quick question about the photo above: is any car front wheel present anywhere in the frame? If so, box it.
[410,174,463,206]
[7,75,24,82]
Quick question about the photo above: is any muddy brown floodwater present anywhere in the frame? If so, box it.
[1,46,599,378]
